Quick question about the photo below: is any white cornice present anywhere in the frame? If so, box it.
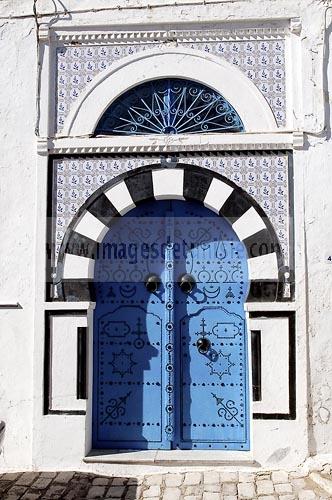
[48,133,295,155]
[38,25,50,42]
[37,139,49,156]
[292,131,304,149]
[50,144,292,154]
[52,27,287,44]
[289,17,302,35]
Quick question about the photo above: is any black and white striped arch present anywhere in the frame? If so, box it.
[56,164,285,302]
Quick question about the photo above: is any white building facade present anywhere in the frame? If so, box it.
[0,0,332,474]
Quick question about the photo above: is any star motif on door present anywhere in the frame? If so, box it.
[206,350,235,379]
[109,349,137,378]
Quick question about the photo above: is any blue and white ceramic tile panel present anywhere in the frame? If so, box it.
[52,153,290,280]
[56,38,285,132]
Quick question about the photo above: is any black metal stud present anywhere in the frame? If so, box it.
[179,274,196,293]
[145,274,161,293]
[196,337,211,354]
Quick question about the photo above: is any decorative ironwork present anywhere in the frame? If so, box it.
[177,202,249,448]
[195,318,211,338]
[109,349,137,378]
[94,78,244,136]
[212,393,241,424]
[132,317,147,350]
[101,392,132,423]
[206,350,235,379]
[164,212,175,440]
[93,200,249,450]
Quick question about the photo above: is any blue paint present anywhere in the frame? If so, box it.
[93,200,249,450]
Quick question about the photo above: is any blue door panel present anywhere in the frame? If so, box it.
[172,202,249,450]
[93,199,250,450]
[178,308,248,449]
[93,202,170,449]
[94,305,164,447]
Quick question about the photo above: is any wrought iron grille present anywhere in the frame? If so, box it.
[94,78,244,135]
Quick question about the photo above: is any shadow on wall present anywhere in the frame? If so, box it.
[0,421,5,454]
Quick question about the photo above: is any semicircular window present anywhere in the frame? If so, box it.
[94,78,244,135]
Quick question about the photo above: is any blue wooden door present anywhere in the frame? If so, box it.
[93,199,249,450]
[93,201,171,449]
[172,202,250,450]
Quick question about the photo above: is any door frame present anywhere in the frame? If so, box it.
[56,163,286,303]
[91,198,252,450]
[54,162,287,455]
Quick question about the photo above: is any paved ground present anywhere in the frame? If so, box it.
[0,469,331,499]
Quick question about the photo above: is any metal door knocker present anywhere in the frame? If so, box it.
[179,274,196,293]
[196,337,211,354]
[145,274,161,293]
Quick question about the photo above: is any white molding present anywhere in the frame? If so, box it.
[38,25,50,43]
[289,17,302,35]
[244,301,297,312]
[84,449,254,464]
[285,20,303,131]
[293,131,304,149]
[44,302,95,310]
[250,316,290,414]
[49,142,293,155]
[52,27,288,45]
[284,25,293,130]
[61,47,278,137]
[49,314,87,412]
[73,211,108,243]
[37,28,52,138]
[152,169,184,200]
[63,254,95,279]
[232,207,266,241]
[105,181,136,215]
[248,253,279,281]
[37,139,48,156]
[48,133,295,155]
[203,178,233,213]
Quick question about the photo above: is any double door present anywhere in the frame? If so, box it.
[93,199,249,450]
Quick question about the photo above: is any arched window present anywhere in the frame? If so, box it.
[94,78,244,136]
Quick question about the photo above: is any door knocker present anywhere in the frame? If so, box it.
[196,337,211,354]
[145,274,161,293]
[178,273,196,293]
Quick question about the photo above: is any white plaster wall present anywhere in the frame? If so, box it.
[0,12,37,470]
[301,138,332,456]
[0,0,331,472]
[295,6,332,457]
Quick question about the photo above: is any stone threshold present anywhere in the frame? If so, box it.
[84,449,258,466]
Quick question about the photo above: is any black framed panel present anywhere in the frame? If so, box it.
[251,311,296,420]
[44,310,88,415]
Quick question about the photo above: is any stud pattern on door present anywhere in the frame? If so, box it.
[172,204,249,449]
[164,213,175,441]
[93,200,250,450]
[93,202,170,449]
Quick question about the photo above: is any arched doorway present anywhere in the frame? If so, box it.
[92,198,250,450]
[58,164,283,303]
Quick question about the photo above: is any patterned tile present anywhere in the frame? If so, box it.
[56,38,286,132]
[51,153,290,277]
